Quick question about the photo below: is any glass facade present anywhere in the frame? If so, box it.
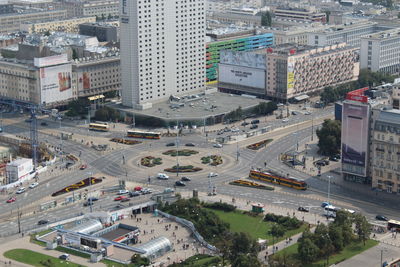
[206,33,274,82]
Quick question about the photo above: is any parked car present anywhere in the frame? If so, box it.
[130,191,141,197]
[120,197,130,202]
[291,111,299,115]
[16,187,26,194]
[376,215,389,221]
[6,197,16,203]
[157,173,169,180]
[250,124,258,130]
[241,122,249,126]
[164,188,175,193]
[83,201,93,206]
[80,164,87,170]
[29,182,39,189]
[298,206,309,212]
[87,197,99,202]
[282,118,289,123]
[117,190,130,195]
[59,254,69,261]
[166,142,176,147]
[231,128,240,132]
[66,162,74,168]
[181,176,191,181]
[37,219,49,225]
[251,119,260,124]
[134,186,142,192]
[213,143,223,148]
[141,188,152,194]
[208,172,218,177]
[114,196,128,201]
[304,111,311,115]
[185,143,195,147]
[329,156,339,162]
[175,181,186,186]
[40,122,48,126]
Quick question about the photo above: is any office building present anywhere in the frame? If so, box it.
[218,43,359,101]
[273,7,326,23]
[269,25,329,45]
[206,32,273,82]
[20,17,96,34]
[371,108,400,193]
[0,9,67,34]
[307,21,393,48]
[206,0,263,12]
[0,4,14,15]
[208,11,262,26]
[52,0,119,18]
[360,28,400,74]
[79,22,118,42]
[120,0,206,110]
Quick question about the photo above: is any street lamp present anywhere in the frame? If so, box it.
[380,247,388,267]
[58,116,62,152]
[175,116,180,177]
[87,172,93,213]
[327,175,332,204]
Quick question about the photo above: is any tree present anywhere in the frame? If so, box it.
[214,234,233,266]
[328,224,344,251]
[354,213,372,245]
[231,254,262,267]
[314,224,335,266]
[131,254,150,266]
[270,223,285,246]
[230,232,259,261]
[72,49,79,60]
[65,98,90,117]
[261,11,272,27]
[298,238,319,263]
[254,101,277,116]
[316,119,341,156]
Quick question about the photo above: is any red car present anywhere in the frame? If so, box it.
[80,164,87,170]
[134,186,142,192]
[6,197,16,203]
[114,196,128,201]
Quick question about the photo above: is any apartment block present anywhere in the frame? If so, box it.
[0,10,67,34]
[218,43,359,101]
[206,32,273,82]
[120,0,206,109]
[371,109,400,193]
[52,0,119,18]
[21,17,96,34]
[360,28,400,74]
[273,7,326,23]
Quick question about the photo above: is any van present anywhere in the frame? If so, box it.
[157,173,169,180]
[251,119,260,124]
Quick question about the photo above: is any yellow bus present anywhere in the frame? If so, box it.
[89,123,109,132]
[127,130,161,139]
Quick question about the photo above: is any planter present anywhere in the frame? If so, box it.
[201,155,223,166]
[110,138,142,145]
[229,179,274,190]
[163,149,198,157]
[52,177,103,197]
[247,139,273,151]
[141,156,162,167]
[164,165,202,173]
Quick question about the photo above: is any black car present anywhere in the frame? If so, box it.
[376,215,389,221]
[40,122,48,126]
[181,176,191,181]
[315,161,326,166]
[329,156,339,162]
[166,143,175,147]
[241,122,249,126]
[185,143,195,147]
[66,162,74,168]
[37,219,49,225]
[175,181,186,186]
[83,201,93,207]
[59,254,69,260]
[298,207,309,212]
[129,191,141,197]
[88,197,99,202]
[250,124,258,129]
[251,119,260,124]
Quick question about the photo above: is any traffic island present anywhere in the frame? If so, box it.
[140,156,162,167]
[110,138,142,145]
[162,149,198,157]
[164,165,202,173]
[201,155,223,166]
[229,179,274,190]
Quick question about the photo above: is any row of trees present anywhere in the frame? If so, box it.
[224,102,278,123]
[297,210,371,265]
[316,119,341,156]
[320,69,395,104]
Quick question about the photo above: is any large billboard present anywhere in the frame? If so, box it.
[219,64,266,89]
[220,50,266,69]
[341,101,370,176]
[39,64,73,105]
[287,59,295,90]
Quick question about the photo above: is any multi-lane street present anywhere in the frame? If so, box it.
[0,107,398,237]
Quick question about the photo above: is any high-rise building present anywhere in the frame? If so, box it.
[120,0,206,110]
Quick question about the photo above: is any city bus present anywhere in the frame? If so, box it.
[388,219,400,232]
[89,123,109,132]
[249,169,308,190]
[127,130,161,139]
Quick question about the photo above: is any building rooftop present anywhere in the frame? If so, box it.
[8,158,32,166]
[376,108,400,126]
[364,28,400,39]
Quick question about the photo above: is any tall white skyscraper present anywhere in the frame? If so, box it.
[120,0,206,109]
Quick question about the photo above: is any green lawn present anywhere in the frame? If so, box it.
[207,209,307,243]
[4,249,86,267]
[273,239,379,266]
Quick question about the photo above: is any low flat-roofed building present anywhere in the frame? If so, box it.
[20,16,96,34]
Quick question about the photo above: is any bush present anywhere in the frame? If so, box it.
[264,213,301,230]
[204,202,236,212]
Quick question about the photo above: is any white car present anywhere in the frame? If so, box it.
[117,190,130,195]
[208,172,218,177]
[16,187,26,194]
[29,182,39,189]
[282,118,289,123]
[213,143,223,148]
[157,173,169,180]
[231,128,240,132]
[304,111,311,115]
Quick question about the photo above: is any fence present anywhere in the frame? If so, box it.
[156,210,217,252]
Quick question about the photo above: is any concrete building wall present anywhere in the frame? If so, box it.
[20,17,96,34]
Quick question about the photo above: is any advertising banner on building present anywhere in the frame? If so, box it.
[220,50,266,69]
[40,64,73,104]
[219,64,266,89]
[287,59,295,90]
[78,72,91,90]
[341,101,370,176]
